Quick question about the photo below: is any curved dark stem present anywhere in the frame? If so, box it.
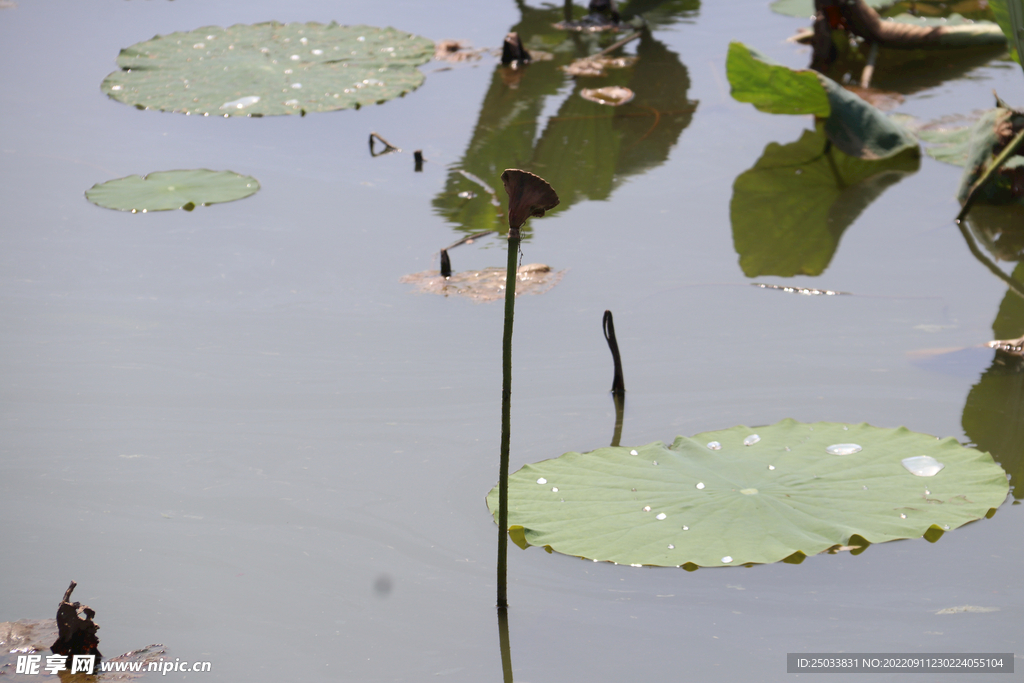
[497,608,514,683]
[369,132,399,157]
[603,310,625,397]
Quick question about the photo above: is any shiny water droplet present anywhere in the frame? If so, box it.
[652,461,658,466]
[739,488,758,495]
[826,443,862,456]
[721,556,733,563]
[300,37,309,45]
[785,446,791,451]
[193,43,205,49]
[682,525,689,530]
[290,54,300,60]
[656,513,667,520]
[943,524,949,530]
[924,489,931,495]
[707,441,722,450]
[111,84,123,91]
[695,482,705,490]
[643,506,651,512]
[631,564,642,568]
[843,426,849,430]
[631,487,636,492]
[902,455,945,477]
[551,487,558,492]
[536,477,546,484]
[768,465,775,470]
[667,544,675,549]
[312,49,323,55]
[863,485,868,490]
[630,450,638,456]
[457,190,476,199]
[900,513,907,519]
[220,95,260,110]
[357,36,366,41]
[743,434,760,446]
[291,83,303,89]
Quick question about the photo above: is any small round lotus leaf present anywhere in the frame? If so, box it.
[101,22,434,116]
[486,419,1009,567]
[85,169,260,212]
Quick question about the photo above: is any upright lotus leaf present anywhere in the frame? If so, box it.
[984,0,1024,68]
[102,22,434,116]
[486,420,1008,567]
[85,169,260,212]
[731,124,918,277]
[953,107,1024,206]
[726,42,830,116]
[727,42,919,160]
[818,76,918,158]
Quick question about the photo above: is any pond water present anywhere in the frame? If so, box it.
[1,0,1021,681]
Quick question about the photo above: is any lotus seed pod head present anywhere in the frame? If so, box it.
[501,169,559,234]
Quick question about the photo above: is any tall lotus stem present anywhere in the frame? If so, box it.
[497,169,559,610]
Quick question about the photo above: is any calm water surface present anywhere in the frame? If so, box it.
[1,1,1021,681]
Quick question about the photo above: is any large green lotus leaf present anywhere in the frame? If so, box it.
[727,42,918,160]
[990,0,1024,68]
[818,75,919,159]
[726,42,830,117]
[101,22,434,116]
[731,124,918,277]
[487,419,1008,567]
[85,169,259,212]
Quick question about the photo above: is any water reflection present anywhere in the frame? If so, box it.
[962,263,1024,500]
[730,123,919,277]
[497,608,514,683]
[432,1,698,240]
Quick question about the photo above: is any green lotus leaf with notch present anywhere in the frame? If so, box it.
[487,419,1008,567]
[102,21,434,116]
[85,169,260,212]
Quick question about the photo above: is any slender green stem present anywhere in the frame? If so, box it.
[497,233,520,610]
[957,125,1024,223]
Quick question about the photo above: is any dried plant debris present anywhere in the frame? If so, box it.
[0,582,167,681]
[561,55,638,77]
[434,39,487,63]
[580,86,634,106]
[987,336,1024,355]
[51,582,102,665]
[401,264,564,302]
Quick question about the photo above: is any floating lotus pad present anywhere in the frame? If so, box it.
[101,22,434,116]
[85,169,259,212]
[486,420,1008,567]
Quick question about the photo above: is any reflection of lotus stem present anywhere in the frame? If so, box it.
[497,605,514,682]
[956,221,1024,301]
[956,126,1024,223]
[497,233,519,610]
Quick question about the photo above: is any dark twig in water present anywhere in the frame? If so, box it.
[369,132,400,157]
[501,32,531,66]
[440,249,452,278]
[414,150,424,172]
[603,310,625,397]
[592,30,642,59]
